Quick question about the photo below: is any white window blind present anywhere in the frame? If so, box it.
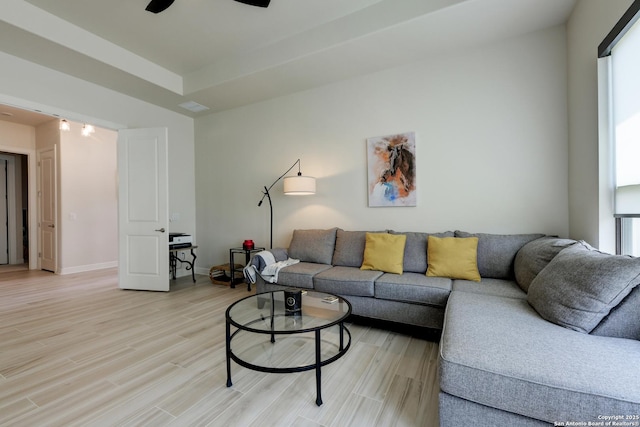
[612,18,640,216]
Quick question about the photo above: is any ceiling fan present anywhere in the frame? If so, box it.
[145,0,271,14]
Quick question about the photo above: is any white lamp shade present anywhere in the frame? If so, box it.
[615,184,640,215]
[283,175,316,195]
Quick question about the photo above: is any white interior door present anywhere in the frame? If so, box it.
[39,148,56,272]
[0,159,7,265]
[118,128,169,291]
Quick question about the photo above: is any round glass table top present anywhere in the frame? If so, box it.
[226,290,351,334]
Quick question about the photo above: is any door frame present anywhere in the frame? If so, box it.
[0,144,37,269]
[0,153,23,265]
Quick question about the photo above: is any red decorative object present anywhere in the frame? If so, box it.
[243,240,255,250]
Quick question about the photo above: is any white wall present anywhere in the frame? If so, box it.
[566,0,633,248]
[0,51,196,272]
[58,121,118,274]
[0,120,36,151]
[195,26,570,267]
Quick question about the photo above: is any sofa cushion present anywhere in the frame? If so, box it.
[455,231,545,279]
[513,236,576,292]
[591,285,640,340]
[452,278,526,300]
[374,272,451,307]
[427,236,480,282]
[288,228,337,265]
[332,229,368,267]
[389,230,454,273]
[440,291,640,424]
[361,232,406,274]
[527,241,640,334]
[314,266,382,297]
[276,262,333,289]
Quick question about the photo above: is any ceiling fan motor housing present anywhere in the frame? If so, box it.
[235,0,271,7]
[145,0,175,14]
[146,0,270,13]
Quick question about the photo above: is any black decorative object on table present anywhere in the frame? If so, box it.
[284,288,302,315]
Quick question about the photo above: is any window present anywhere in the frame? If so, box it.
[599,1,640,256]
[618,218,640,256]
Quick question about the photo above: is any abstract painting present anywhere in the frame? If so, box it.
[367,132,416,207]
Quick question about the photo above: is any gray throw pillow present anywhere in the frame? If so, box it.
[390,230,454,273]
[332,229,369,267]
[527,241,640,334]
[514,237,576,292]
[455,231,545,279]
[288,228,337,265]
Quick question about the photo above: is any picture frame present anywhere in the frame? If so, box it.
[367,132,416,207]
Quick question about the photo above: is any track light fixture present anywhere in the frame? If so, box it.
[81,124,95,137]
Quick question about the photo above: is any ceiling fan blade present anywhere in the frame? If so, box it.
[146,0,175,13]
[234,0,271,7]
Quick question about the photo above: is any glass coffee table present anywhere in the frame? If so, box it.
[225,290,352,406]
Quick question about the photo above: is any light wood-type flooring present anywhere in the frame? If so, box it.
[0,268,439,426]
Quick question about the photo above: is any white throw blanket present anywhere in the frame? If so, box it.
[255,250,276,268]
[243,251,299,284]
[260,258,299,282]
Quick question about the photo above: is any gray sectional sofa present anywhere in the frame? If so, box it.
[252,228,640,426]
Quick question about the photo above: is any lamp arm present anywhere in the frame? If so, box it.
[257,158,309,249]
[257,159,300,206]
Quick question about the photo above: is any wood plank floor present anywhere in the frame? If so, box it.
[0,268,440,427]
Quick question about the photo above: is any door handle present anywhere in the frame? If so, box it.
[48,224,55,228]
[155,228,166,233]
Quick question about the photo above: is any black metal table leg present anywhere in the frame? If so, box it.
[244,251,252,291]
[169,246,197,282]
[315,329,323,406]
[229,249,235,289]
[189,247,197,282]
[226,319,233,387]
[169,252,177,279]
[270,293,275,343]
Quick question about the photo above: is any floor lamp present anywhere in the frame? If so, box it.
[258,159,316,248]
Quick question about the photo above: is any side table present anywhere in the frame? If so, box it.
[229,247,265,291]
[170,245,198,282]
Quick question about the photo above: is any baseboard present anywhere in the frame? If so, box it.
[195,266,211,276]
[59,261,118,275]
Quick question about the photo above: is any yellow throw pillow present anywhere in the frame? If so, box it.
[426,236,481,282]
[361,232,407,275]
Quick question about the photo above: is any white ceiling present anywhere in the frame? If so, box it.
[0,0,576,120]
